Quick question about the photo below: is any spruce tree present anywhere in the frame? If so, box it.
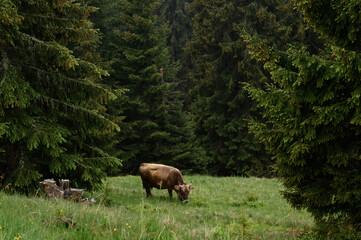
[156,0,208,172]
[188,0,308,175]
[158,0,193,63]
[245,0,361,236]
[158,0,194,109]
[0,0,121,193]
[90,0,207,174]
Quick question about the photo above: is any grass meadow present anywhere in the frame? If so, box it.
[0,175,315,239]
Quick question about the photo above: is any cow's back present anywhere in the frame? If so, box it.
[139,163,183,189]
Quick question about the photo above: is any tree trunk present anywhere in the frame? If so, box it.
[5,144,18,174]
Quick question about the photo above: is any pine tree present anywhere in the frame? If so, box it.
[0,0,121,193]
[245,0,361,236]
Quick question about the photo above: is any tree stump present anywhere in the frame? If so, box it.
[40,179,84,201]
[59,179,70,190]
[40,179,64,199]
[64,188,84,202]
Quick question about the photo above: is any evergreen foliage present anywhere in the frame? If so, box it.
[86,0,133,176]
[188,0,308,176]
[245,0,361,236]
[296,0,361,52]
[0,0,121,193]
[158,0,194,109]
[158,0,193,63]
[90,0,207,174]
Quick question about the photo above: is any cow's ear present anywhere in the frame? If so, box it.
[190,185,194,190]
[174,185,180,190]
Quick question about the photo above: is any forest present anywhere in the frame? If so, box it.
[1,0,361,238]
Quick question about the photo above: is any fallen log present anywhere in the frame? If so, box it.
[82,194,103,204]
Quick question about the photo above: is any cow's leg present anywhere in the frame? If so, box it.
[146,187,152,198]
[168,189,173,198]
[142,179,152,198]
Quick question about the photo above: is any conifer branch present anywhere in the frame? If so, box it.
[19,32,45,44]
[81,143,115,158]
[17,12,86,22]
[19,32,71,53]
[10,60,116,101]
[37,96,120,131]
[18,63,101,89]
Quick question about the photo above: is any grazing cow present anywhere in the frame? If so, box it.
[139,163,193,203]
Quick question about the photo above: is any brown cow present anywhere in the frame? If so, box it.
[139,163,193,203]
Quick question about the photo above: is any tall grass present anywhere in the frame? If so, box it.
[0,175,314,239]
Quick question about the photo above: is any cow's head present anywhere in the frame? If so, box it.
[174,183,194,203]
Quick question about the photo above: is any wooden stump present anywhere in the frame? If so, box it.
[64,188,84,202]
[59,179,70,190]
[40,179,84,201]
[40,179,64,199]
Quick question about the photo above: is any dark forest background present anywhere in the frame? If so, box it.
[1,0,361,237]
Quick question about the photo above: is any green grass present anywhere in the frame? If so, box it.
[0,175,315,239]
